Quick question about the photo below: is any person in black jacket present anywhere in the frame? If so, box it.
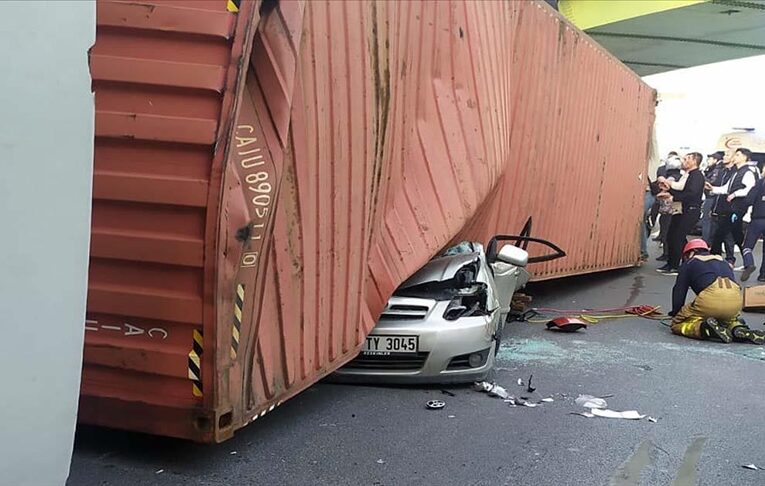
[657,152,705,274]
[670,239,764,344]
[708,150,737,263]
[707,148,759,266]
[701,151,724,245]
[738,149,765,281]
[654,153,683,255]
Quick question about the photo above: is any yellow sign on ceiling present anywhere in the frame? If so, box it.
[558,0,708,30]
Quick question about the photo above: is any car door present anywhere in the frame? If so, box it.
[486,217,566,320]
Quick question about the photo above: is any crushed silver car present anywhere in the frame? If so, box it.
[336,221,564,383]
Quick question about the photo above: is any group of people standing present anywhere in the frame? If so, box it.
[642,147,765,345]
[647,147,761,278]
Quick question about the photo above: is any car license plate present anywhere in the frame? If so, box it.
[362,335,418,355]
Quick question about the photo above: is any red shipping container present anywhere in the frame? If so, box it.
[80,0,654,442]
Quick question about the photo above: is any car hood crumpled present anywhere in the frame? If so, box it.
[398,253,481,289]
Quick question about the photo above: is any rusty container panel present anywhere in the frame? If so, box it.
[80,0,654,442]
[457,1,656,279]
[460,2,655,280]
[219,0,519,432]
[80,0,256,442]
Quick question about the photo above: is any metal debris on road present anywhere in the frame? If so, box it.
[376,459,386,465]
[742,464,760,471]
[155,470,164,475]
[441,389,456,397]
[504,397,517,406]
[526,374,536,393]
[517,378,524,387]
[575,394,608,409]
[647,417,657,423]
[570,411,595,418]
[230,451,237,455]
[447,415,456,418]
[473,381,510,399]
[523,402,539,408]
[426,400,446,410]
[590,408,645,420]
[488,384,509,399]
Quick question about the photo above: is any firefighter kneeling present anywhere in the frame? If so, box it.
[669,239,765,344]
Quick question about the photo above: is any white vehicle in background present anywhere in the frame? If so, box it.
[716,129,765,168]
[336,219,565,384]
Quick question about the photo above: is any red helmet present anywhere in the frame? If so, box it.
[682,239,709,256]
[545,317,587,332]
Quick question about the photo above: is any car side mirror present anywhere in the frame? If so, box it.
[496,245,528,267]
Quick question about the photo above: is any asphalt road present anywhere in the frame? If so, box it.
[68,244,765,486]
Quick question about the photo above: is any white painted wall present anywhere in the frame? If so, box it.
[644,54,765,156]
[0,2,95,485]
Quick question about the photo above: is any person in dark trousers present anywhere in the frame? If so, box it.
[655,153,683,261]
[738,149,765,281]
[701,151,725,245]
[657,152,705,274]
[669,239,764,344]
[708,150,737,263]
[707,147,759,266]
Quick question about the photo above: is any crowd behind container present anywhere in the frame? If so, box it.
[644,140,765,281]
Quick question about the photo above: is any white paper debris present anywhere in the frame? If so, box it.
[473,381,494,392]
[541,398,554,403]
[575,394,608,409]
[447,415,456,418]
[376,459,385,465]
[742,464,759,471]
[488,385,509,399]
[517,378,524,387]
[591,408,645,420]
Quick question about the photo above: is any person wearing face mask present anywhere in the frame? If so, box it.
[655,152,683,262]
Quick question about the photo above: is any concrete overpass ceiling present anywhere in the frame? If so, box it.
[585,1,765,76]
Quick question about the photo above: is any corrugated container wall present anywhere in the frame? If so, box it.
[457,1,655,279]
[79,0,655,441]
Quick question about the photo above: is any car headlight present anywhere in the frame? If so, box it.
[443,284,489,320]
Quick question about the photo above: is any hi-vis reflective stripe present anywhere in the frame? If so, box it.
[231,284,245,360]
[227,0,241,13]
[188,329,203,397]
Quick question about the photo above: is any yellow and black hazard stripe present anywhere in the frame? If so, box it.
[227,0,240,13]
[231,284,245,360]
[188,329,203,397]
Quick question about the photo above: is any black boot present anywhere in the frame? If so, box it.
[732,326,765,345]
[701,318,732,343]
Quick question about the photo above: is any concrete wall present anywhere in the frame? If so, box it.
[0,2,95,484]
